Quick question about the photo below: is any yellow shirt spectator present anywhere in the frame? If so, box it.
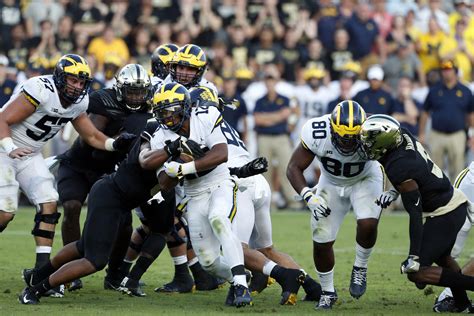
[87,26,129,69]
[417,30,447,74]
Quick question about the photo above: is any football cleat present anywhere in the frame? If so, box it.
[225,285,235,306]
[67,279,83,292]
[104,276,122,291]
[433,296,474,313]
[316,290,338,310]
[301,276,322,302]
[44,284,65,298]
[119,277,146,297]
[195,273,225,291]
[233,284,253,308]
[22,268,39,287]
[277,269,305,305]
[155,274,195,293]
[249,271,272,294]
[349,266,367,299]
[18,287,40,305]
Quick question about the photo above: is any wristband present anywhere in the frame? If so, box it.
[0,137,18,154]
[105,138,116,152]
[300,187,312,201]
[180,161,197,175]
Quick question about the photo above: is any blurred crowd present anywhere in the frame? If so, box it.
[1,0,474,209]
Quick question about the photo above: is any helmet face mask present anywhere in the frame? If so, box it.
[359,114,403,160]
[115,64,151,111]
[152,83,191,132]
[170,44,207,88]
[53,54,92,105]
[330,100,366,156]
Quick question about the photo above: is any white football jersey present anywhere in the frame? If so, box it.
[219,119,250,168]
[162,74,218,94]
[150,105,230,196]
[300,114,380,186]
[1,75,88,153]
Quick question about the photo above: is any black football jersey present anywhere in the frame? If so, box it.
[112,120,161,205]
[379,129,453,213]
[57,88,151,173]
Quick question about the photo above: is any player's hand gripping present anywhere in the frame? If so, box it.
[301,187,331,221]
[376,189,400,208]
[113,132,137,151]
[8,147,33,159]
[400,255,420,274]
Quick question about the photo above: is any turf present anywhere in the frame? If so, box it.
[0,207,472,315]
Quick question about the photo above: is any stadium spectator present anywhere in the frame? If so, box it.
[71,0,105,37]
[391,76,422,136]
[252,0,284,40]
[129,26,152,69]
[327,70,357,114]
[0,0,24,51]
[345,2,385,69]
[415,17,447,74]
[371,0,393,40]
[5,23,28,67]
[0,55,16,107]
[249,25,282,73]
[385,15,412,56]
[354,64,395,115]
[301,39,326,72]
[24,0,64,37]
[87,24,129,71]
[383,43,425,92]
[55,16,75,55]
[280,27,306,83]
[415,0,450,34]
[316,0,342,53]
[326,28,354,81]
[220,71,248,143]
[418,59,474,181]
[253,65,298,209]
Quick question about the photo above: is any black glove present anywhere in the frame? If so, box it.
[230,157,268,178]
[164,137,182,159]
[113,132,137,152]
[181,139,206,159]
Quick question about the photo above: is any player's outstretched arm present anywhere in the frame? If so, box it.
[397,179,423,273]
[0,93,35,158]
[286,143,315,194]
[72,113,135,152]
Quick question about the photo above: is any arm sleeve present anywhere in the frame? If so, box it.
[400,189,424,257]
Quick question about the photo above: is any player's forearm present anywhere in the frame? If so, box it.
[0,118,12,139]
[139,148,168,170]
[401,190,424,257]
[418,111,429,136]
[194,143,227,172]
[158,170,179,191]
[286,161,307,195]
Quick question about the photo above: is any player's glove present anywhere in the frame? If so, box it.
[181,139,206,159]
[164,161,196,179]
[400,255,420,274]
[113,133,137,151]
[301,187,331,221]
[164,137,182,159]
[230,157,268,178]
[376,189,400,208]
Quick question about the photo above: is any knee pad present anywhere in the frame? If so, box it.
[31,212,61,239]
[167,221,188,248]
[129,241,143,253]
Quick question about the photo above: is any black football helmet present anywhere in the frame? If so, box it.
[151,43,179,79]
[152,82,191,132]
[330,100,366,156]
[53,54,92,104]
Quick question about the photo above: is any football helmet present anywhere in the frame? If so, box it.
[53,54,92,104]
[151,43,179,79]
[152,82,191,132]
[359,114,403,160]
[114,64,152,111]
[169,44,207,87]
[189,86,219,109]
[330,100,366,156]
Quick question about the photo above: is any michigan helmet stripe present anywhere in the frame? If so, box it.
[63,57,90,77]
[348,100,354,129]
[154,83,186,104]
[336,105,341,126]
[184,45,192,55]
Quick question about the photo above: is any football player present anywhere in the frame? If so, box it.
[142,82,252,307]
[55,63,153,292]
[287,100,384,309]
[0,54,134,293]
[359,115,474,313]
[150,43,179,86]
[190,86,323,305]
[19,119,177,304]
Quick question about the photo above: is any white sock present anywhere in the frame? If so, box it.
[187,257,199,267]
[354,243,372,268]
[233,274,248,287]
[36,246,52,254]
[438,288,453,301]
[123,259,134,263]
[172,255,188,265]
[262,261,277,276]
[316,268,335,293]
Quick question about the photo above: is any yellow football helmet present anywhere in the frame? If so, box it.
[53,54,92,104]
[152,82,191,132]
[169,44,207,87]
[151,43,179,79]
[330,100,366,155]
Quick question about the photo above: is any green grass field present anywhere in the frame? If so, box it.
[0,208,472,315]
